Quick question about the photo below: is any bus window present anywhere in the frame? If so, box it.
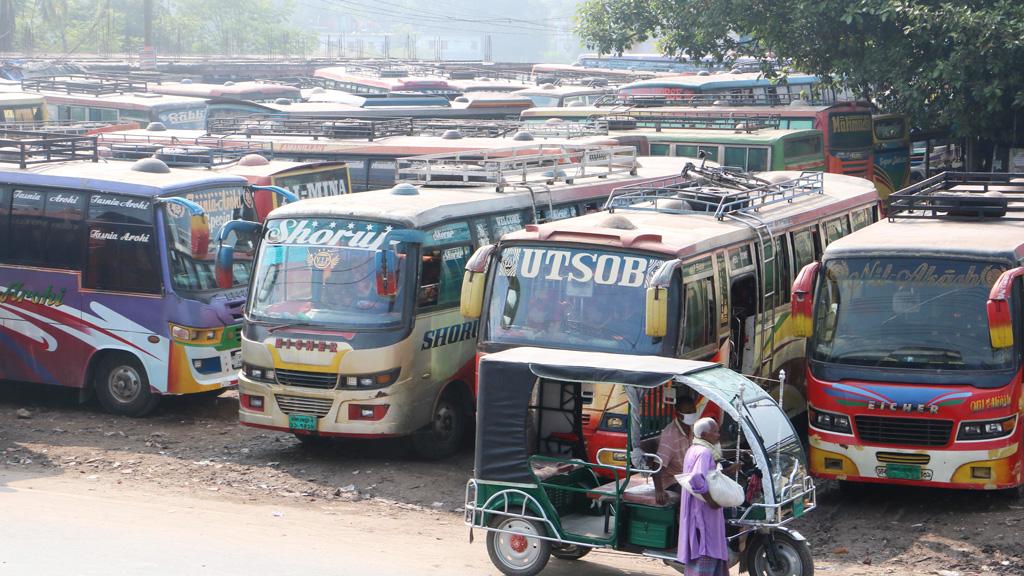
[850,207,873,231]
[789,119,814,130]
[44,191,86,270]
[491,211,527,238]
[824,215,851,244]
[698,146,719,162]
[724,147,748,170]
[728,245,754,274]
[418,244,471,309]
[747,148,769,171]
[715,252,729,328]
[792,229,819,270]
[650,143,671,156]
[85,195,160,293]
[8,189,47,264]
[777,235,792,305]
[675,144,699,158]
[0,187,8,260]
[89,107,119,122]
[784,135,822,159]
[760,240,776,306]
[680,276,717,354]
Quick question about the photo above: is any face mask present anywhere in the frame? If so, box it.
[681,413,698,426]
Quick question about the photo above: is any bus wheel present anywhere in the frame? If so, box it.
[94,353,160,417]
[487,516,551,576]
[412,392,466,460]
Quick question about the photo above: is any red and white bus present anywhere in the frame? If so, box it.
[791,172,1024,489]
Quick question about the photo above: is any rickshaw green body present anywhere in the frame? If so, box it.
[465,347,816,561]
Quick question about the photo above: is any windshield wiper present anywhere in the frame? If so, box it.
[266,321,319,334]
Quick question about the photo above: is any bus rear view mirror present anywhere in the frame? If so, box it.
[251,185,299,222]
[215,220,262,289]
[461,244,495,319]
[987,267,1024,349]
[791,261,821,338]
[375,249,399,297]
[645,286,668,338]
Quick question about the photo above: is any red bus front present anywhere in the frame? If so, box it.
[822,108,875,182]
[797,256,1023,489]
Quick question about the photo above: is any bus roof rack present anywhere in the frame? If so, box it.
[206,116,415,140]
[595,92,838,108]
[99,135,274,168]
[607,165,823,220]
[21,75,150,96]
[396,143,638,192]
[0,120,129,135]
[887,171,1024,221]
[600,111,782,132]
[0,129,99,169]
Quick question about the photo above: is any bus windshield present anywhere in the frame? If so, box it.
[811,257,1014,372]
[828,112,873,151]
[246,217,407,329]
[165,186,253,292]
[486,245,666,354]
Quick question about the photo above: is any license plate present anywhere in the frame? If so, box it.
[792,499,804,518]
[886,463,922,480]
[230,351,242,370]
[288,414,318,431]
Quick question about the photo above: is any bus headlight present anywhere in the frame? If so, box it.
[340,368,401,389]
[242,363,276,383]
[170,323,221,343]
[809,406,852,434]
[958,416,1016,441]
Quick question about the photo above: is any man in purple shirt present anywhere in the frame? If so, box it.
[678,417,732,576]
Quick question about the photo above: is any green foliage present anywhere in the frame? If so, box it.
[576,0,1024,142]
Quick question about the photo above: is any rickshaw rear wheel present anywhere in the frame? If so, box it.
[551,543,591,560]
[412,391,467,460]
[745,532,814,576]
[486,516,551,576]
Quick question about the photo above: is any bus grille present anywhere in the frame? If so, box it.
[275,369,338,389]
[875,452,931,465]
[275,395,334,418]
[855,416,953,447]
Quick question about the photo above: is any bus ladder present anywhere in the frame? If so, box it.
[725,209,776,379]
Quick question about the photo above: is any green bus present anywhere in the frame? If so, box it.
[611,127,825,172]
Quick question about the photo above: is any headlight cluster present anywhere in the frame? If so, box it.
[809,406,852,434]
[958,416,1016,441]
[338,368,400,389]
[170,323,221,343]
[242,363,276,383]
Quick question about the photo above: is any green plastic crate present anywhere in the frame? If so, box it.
[626,503,677,548]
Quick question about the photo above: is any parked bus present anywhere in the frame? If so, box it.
[206,93,531,122]
[24,76,208,129]
[217,155,351,216]
[617,72,824,101]
[460,166,879,464]
[233,149,708,457]
[872,113,911,200]
[790,172,1024,490]
[616,126,827,172]
[524,102,876,181]
[0,92,45,122]
[149,80,302,103]
[513,84,612,108]
[0,132,268,416]
[313,66,461,99]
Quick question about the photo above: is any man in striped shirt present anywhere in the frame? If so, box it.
[653,395,698,505]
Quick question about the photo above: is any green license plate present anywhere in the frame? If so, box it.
[886,463,922,480]
[288,414,318,431]
[792,499,804,518]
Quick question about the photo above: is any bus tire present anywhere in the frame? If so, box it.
[94,353,160,417]
[411,388,467,460]
[486,516,551,576]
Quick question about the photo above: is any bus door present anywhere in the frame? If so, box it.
[726,243,758,374]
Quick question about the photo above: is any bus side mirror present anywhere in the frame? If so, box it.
[791,261,821,338]
[251,185,299,222]
[645,286,668,338]
[460,244,495,319]
[215,219,262,289]
[987,267,1024,349]
[375,249,399,297]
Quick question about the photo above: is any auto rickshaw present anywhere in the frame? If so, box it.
[465,347,816,576]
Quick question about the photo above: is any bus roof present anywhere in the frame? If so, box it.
[521,102,869,121]
[619,72,819,91]
[265,155,693,229]
[34,90,208,110]
[218,158,345,179]
[150,81,301,100]
[499,172,877,258]
[824,218,1024,261]
[0,92,45,105]
[608,127,820,143]
[0,160,247,197]
[514,85,610,97]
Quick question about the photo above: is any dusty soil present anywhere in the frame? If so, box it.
[2,383,1023,576]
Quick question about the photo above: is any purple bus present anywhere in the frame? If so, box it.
[0,147,258,416]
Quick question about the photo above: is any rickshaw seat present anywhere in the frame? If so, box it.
[591,474,680,507]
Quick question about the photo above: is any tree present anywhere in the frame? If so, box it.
[575,0,1024,147]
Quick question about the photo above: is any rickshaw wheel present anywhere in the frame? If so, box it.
[486,516,551,576]
[551,543,591,560]
[746,532,814,576]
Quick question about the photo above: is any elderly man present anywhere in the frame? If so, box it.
[653,395,698,505]
[678,417,731,576]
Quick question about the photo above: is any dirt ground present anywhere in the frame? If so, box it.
[1,383,1023,576]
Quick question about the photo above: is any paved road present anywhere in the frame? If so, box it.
[0,470,680,576]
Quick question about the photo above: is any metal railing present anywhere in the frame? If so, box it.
[0,130,99,168]
[206,116,416,140]
[595,91,840,108]
[887,171,1024,221]
[397,143,638,192]
[21,75,150,96]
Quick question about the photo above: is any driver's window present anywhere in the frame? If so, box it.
[680,277,717,355]
[418,245,471,309]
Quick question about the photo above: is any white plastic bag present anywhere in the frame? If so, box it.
[675,468,745,508]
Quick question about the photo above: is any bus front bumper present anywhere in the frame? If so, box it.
[236,375,418,438]
[809,433,1022,489]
